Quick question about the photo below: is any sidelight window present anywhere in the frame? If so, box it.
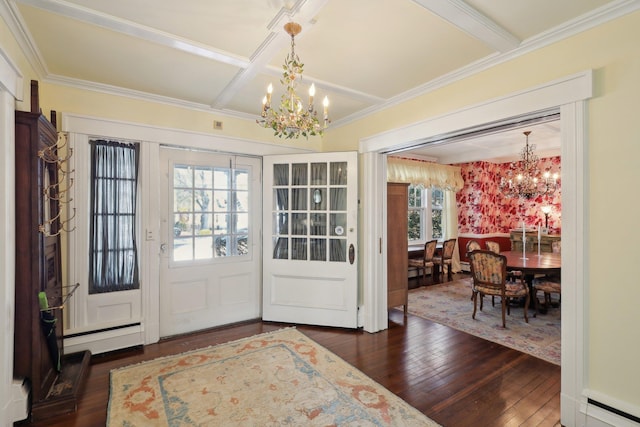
[88,140,140,294]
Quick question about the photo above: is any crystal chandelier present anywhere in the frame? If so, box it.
[499,131,558,199]
[257,22,329,139]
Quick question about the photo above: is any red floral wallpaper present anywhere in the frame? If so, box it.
[456,157,561,234]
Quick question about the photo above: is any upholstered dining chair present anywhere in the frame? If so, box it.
[486,240,521,283]
[466,240,482,255]
[433,238,457,282]
[465,240,482,299]
[532,242,561,316]
[468,250,529,328]
[484,240,502,305]
[408,240,438,287]
[485,240,500,254]
[531,277,561,316]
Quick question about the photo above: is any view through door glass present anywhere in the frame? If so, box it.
[159,148,261,338]
[272,161,348,263]
[172,165,249,262]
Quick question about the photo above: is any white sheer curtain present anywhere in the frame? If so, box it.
[387,157,464,191]
[443,190,461,273]
[387,156,463,272]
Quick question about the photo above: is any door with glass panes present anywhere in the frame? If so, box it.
[159,148,261,337]
[263,152,358,328]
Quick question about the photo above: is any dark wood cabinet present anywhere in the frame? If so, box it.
[14,81,90,422]
[387,183,409,314]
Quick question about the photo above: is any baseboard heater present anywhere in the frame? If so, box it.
[587,398,640,423]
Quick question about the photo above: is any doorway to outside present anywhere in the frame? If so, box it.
[158,147,262,337]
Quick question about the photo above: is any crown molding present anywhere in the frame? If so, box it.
[5,0,639,130]
[44,74,256,121]
[331,0,640,129]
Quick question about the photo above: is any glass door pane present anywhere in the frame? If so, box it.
[271,160,348,262]
[172,162,251,262]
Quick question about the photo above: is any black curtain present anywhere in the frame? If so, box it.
[89,140,140,294]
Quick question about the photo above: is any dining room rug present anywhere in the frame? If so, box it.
[107,327,439,426]
[403,277,560,365]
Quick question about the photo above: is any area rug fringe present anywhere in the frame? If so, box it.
[108,327,439,426]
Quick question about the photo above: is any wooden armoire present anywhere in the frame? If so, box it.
[387,182,409,314]
[14,81,90,421]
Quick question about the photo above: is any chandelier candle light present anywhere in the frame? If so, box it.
[499,131,558,199]
[257,22,329,139]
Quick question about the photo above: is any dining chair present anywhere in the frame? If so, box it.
[465,240,482,299]
[466,240,481,255]
[408,240,438,287]
[433,238,457,282]
[532,277,561,316]
[532,243,561,315]
[486,239,522,283]
[485,241,500,254]
[468,250,529,328]
[484,240,502,305]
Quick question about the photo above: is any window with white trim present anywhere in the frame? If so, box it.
[408,184,443,242]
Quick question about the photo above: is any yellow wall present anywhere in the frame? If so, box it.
[324,10,640,409]
[5,6,640,414]
[37,84,323,153]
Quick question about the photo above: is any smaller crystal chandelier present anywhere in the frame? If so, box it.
[257,22,329,139]
[499,131,558,199]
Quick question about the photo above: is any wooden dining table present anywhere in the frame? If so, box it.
[501,250,561,276]
[500,250,561,313]
[500,250,561,298]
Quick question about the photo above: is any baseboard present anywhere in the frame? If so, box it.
[64,324,144,355]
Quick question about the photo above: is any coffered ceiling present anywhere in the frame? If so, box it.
[2,0,637,160]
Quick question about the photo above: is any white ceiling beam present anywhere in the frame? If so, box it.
[14,0,250,68]
[213,0,333,109]
[411,0,521,53]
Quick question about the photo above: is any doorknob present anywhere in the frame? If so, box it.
[349,244,355,264]
[160,243,167,253]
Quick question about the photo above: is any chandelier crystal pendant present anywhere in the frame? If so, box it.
[499,131,558,199]
[257,22,329,139]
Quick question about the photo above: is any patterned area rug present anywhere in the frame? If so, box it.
[107,328,439,426]
[404,278,560,365]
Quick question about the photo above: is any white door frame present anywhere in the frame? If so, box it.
[0,47,27,424]
[61,114,312,350]
[359,70,592,427]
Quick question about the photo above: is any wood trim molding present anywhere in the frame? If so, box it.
[359,72,592,425]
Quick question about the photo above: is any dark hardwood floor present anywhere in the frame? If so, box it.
[19,278,561,427]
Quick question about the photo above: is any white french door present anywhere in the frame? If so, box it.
[262,152,359,328]
[159,148,262,337]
